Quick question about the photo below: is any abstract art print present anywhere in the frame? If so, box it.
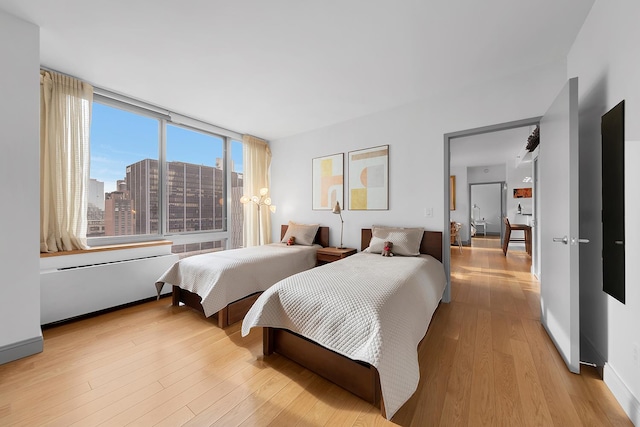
[513,188,532,198]
[348,145,389,210]
[312,153,344,210]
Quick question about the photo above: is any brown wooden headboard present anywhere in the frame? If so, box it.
[280,225,330,248]
[360,228,443,262]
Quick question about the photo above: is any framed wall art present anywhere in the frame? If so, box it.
[513,188,532,198]
[312,153,344,210]
[450,176,456,210]
[348,145,389,210]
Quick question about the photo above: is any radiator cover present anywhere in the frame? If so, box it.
[40,253,178,325]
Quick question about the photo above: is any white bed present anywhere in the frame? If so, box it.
[241,228,446,419]
[155,225,329,327]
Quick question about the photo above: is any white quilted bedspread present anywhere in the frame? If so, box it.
[155,244,319,317]
[241,252,446,419]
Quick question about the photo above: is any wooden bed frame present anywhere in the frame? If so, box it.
[262,228,443,418]
[172,225,329,328]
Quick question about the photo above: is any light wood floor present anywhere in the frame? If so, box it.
[0,239,632,426]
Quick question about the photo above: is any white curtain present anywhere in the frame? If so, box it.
[242,135,272,247]
[40,70,93,253]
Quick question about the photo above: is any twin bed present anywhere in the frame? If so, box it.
[155,224,446,420]
[243,228,446,419]
[155,224,329,327]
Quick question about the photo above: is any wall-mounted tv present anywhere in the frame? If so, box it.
[601,100,625,304]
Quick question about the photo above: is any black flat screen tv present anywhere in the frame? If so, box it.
[601,100,625,304]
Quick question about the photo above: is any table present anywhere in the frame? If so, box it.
[473,220,487,236]
[316,247,357,265]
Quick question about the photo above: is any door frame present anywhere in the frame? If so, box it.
[532,149,541,278]
[468,181,506,242]
[443,117,540,303]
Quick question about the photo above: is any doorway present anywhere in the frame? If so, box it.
[443,117,540,303]
[469,182,506,244]
[445,78,582,375]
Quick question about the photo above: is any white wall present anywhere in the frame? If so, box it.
[0,10,42,363]
[470,183,502,235]
[270,59,567,255]
[506,160,533,224]
[467,165,506,237]
[569,0,640,422]
[467,164,506,184]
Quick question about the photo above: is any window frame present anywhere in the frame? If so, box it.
[87,92,243,250]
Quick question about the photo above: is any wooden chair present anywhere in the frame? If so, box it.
[502,217,531,255]
[450,221,463,253]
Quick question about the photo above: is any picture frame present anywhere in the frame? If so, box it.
[513,188,532,198]
[312,153,344,210]
[450,176,456,210]
[348,145,389,210]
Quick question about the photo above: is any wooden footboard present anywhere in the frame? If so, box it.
[263,327,386,418]
[172,286,261,328]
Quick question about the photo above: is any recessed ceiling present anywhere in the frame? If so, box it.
[0,0,594,140]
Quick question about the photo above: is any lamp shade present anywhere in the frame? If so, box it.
[332,201,344,248]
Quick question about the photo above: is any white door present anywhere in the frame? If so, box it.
[539,77,580,373]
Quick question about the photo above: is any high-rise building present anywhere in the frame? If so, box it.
[87,178,105,237]
[88,178,105,211]
[126,159,159,235]
[166,161,224,233]
[229,172,244,249]
[121,159,243,248]
[104,190,134,236]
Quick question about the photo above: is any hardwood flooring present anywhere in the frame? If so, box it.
[0,238,632,426]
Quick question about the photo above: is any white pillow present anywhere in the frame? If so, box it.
[281,221,320,246]
[365,225,423,256]
[365,235,388,254]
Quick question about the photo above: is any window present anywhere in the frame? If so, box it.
[87,96,244,255]
[89,102,160,238]
[166,124,224,234]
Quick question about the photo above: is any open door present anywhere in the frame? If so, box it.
[539,77,581,373]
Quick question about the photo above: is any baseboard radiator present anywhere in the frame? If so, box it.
[41,252,179,325]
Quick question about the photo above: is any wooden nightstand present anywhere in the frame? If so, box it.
[316,247,357,265]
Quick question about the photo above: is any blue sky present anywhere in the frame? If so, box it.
[90,102,243,193]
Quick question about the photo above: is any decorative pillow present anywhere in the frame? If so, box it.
[281,221,319,246]
[365,236,388,254]
[365,225,423,256]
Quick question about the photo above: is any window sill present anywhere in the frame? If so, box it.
[40,240,173,258]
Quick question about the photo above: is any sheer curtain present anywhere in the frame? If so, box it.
[242,135,272,247]
[40,70,93,253]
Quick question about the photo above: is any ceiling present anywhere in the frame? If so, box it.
[0,0,594,140]
[450,126,535,169]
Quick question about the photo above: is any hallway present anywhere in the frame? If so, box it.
[428,237,632,426]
